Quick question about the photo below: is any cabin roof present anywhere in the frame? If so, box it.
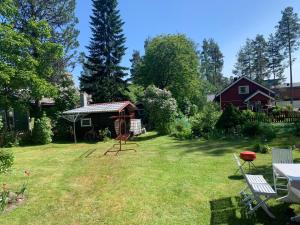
[215,76,275,98]
[63,101,136,115]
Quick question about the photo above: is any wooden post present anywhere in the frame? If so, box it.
[73,120,77,144]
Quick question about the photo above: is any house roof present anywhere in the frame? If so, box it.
[215,76,275,97]
[244,90,275,102]
[62,101,136,115]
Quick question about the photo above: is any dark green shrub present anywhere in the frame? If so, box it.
[2,131,19,148]
[53,118,73,142]
[242,122,276,140]
[32,114,53,145]
[0,149,14,173]
[242,122,261,137]
[172,117,192,140]
[216,105,242,133]
[293,122,300,136]
[99,128,111,142]
[260,123,276,140]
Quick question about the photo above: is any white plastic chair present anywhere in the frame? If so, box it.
[233,154,277,218]
[272,148,293,192]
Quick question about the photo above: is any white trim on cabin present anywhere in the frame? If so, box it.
[244,90,275,102]
[81,118,92,127]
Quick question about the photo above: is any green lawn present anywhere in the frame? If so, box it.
[0,132,299,225]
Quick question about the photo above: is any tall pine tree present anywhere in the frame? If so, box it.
[233,39,254,79]
[267,34,285,84]
[276,7,300,104]
[80,0,127,103]
[200,39,224,91]
[252,35,269,83]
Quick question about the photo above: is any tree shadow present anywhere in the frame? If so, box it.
[210,196,298,225]
[132,133,161,142]
[173,138,252,156]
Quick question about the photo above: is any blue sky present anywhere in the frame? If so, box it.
[73,0,300,86]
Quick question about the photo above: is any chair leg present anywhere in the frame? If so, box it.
[253,195,276,219]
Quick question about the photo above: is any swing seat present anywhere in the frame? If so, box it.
[116,133,131,141]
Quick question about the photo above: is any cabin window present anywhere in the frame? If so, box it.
[81,118,92,127]
[239,86,249,94]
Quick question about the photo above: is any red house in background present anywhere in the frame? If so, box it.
[214,76,275,111]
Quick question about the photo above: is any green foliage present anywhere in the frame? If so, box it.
[267,34,285,82]
[143,86,178,134]
[241,109,255,121]
[52,118,73,142]
[80,0,127,103]
[2,131,19,148]
[190,103,221,137]
[254,143,271,154]
[0,3,63,111]
[242,122,276,140]
[32,114,53,145]
[200,38,227,91]
[216,105,242,132]
[233,35,270,82]
[98,128,111,142]
[124,84,144,103]
[171,117,192,140]
[133,34,206,109]
[293,122,300,136]
[0,149,14,174]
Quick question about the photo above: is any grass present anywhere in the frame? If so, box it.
[0,132,299,225]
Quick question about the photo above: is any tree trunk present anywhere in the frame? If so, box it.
[288,37,293,104]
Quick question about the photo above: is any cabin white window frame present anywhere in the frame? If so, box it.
[81,118,92,127]
[239,85,249,95]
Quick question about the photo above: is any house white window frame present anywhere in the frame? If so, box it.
[81,118,92,127]
[239,85,249,95]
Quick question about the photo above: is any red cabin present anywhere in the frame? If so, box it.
[214,76,275,111]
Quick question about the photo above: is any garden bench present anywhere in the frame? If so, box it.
[233,154,277,219]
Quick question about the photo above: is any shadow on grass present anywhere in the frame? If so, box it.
[174,138,251,156]
[210,196,297,225]
[132,133,161,142]
[79,148,98,158]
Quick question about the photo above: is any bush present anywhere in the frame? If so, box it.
[242,122,276,140]
[1,131,19,148]
[216,105,242,133]
[0,149,14,173]
[190,103,221,138]
[53,118,73,142]
[242,122,261,137]
[241,109,255,122]
[143,86,178,134]
[32,114,53,145]
[253,143,271,154]
[99,128,111,142]
[294,122,300,136]
[172,117,192,140]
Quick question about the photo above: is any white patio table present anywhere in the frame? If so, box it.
[273,163,300,222]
